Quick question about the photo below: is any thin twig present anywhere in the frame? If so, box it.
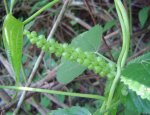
[65,12,91,29]
[84,0,96,25]
[13,1,71,114]
[26,98,48,115]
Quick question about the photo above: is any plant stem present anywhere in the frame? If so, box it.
[100,100,120,114]
[129,0,132,36]
[103,0,130,114]
[14,1,70,114]
[4,0,9,14]
[105,65,121,113]
[23,0,60,25]
[0,86,105,100]
[10,0,15,14]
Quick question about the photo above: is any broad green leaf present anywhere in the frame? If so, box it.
[139,7,150,28]
[57,60,86,84]
[51,106,91,115]
[123,90,150,114]
[2,14,23,84]
[57,25,103,84]
[121,52,150,101]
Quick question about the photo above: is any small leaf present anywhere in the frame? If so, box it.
[121,52,150,101]
[51,106,91,115]
[103,20,115,32]
[41,96,51,108]
[139,7,150,28]
[57,25,103,84]
[2,14,24,84]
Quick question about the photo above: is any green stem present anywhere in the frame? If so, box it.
[0,85,105,100]
[105,65,121,112]
[103,0,130,114]
[100,100,120,114]
[128,0,132,36]
[23,0,60,25]
[4,0,9,14]
[10,0,15,14]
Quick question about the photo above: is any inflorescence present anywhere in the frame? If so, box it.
[24,30,116,79]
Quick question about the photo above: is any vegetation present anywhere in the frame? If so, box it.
[0,0,150,115]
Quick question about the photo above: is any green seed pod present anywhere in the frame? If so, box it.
[98,61,107,67]
[38,35,46,43]
[49,46,56,53]
[36,41,43,48]
[88,64,94,70]
[62,43,68,49]
[30,37,38,44]
[107,73,114,80]
[83,59,91,66]
[91,60,99,67]
[31,31,37,37]
[48,39,56,45]
[97,57,103,62]
[23,30,30,35]
[27,34,32,40]
[42,43,49,52]
[108,63,116,71]
[62,52,70,59]
[99,71,106,77]
[94,66,102,73]
[77,58,83,64]
[84,52,94,59]
[75,48,82,53]
[70,52,78,61]
[102,67,110,74]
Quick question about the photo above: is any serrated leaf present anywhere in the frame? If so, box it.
[51,106,91,115]
[123,90,150,114]
[57,25,103,84]
[2,14,23,84]
[121,52,150,101]
[139,7,150,28]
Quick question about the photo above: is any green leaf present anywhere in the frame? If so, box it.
[57,25,103,84]
[57,60,86,84]
[41,96,51,108]
[139,7,150,28]
[51,106,91,115]
[2,14,24,84]
[121,52,150,101]
[103,20,115,32]
[123,90,150,114]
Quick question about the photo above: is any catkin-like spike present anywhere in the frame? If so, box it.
[24,30,116,78]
